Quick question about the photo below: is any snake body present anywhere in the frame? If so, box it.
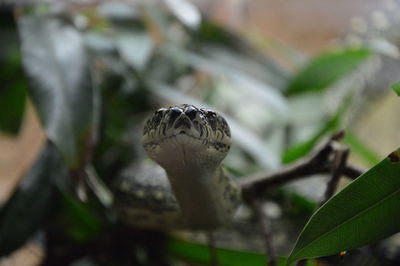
[114,104,240,230]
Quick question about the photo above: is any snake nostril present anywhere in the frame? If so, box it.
[184,106,197,120]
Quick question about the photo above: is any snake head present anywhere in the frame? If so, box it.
[142,104,231,170]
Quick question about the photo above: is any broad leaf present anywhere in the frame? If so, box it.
[19,14,95,168]
[167,237,316,266]
[391,81,400,96]
[0,142,67,256]
[287,149,400,265]
[286,48,372,96]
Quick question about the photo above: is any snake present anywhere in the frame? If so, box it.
[113,104,240,230]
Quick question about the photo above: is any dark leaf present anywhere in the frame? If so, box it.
[287,149,400,265]
[0,142,67,256]
[0,9,27,135]
[60,191,103,243]
[18,14,95,168]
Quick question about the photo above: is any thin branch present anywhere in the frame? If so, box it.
[207,232,219,266]
[251,199,277,266]
[239,131,365,201]
[320,148,350,206]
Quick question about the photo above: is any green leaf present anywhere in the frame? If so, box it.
[167,237,316,266]
[18,14,96,168]
[0,9,27,135]
[343,131,380,166]
[0,85,26,135]
[282,109,342,164]
[287,149,400,265]
[391,81,400,96]
[286,48,372,96]
[60,191,104,242]
[0,142,67,256]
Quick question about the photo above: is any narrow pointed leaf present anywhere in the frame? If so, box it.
[0,142,67,255]
[287,149,400,265]
[18,15,95,168]
[282,106,342,163]
[0,9,27,135]
[286,48,372,96]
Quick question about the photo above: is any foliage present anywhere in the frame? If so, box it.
[0,1,397,265]
[287,149,400,265]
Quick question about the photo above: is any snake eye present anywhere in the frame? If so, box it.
[184,106,197,120]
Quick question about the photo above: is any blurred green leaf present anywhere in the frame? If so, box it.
[282,109,342,164]
[0,142,66,256]
[391,81,400,96]
[0,9,27,135]
[286,48,372,96]
[115,29,154,71]
[0,85,26,136]
[171,48,288,114]
[287,149,400,265]
[18,14,96,168]
[60,191,103,243]
[195,19,289,88]
[167,237,316,266]
[343,131,380,166]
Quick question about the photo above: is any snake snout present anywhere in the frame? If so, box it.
[174,115,191,130]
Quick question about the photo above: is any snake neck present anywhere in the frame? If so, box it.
[165,164,238,230]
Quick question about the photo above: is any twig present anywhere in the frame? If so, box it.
[239,131,365,201]
[207,232,219,266]
[300,147,350,266]
[251,199,277,266]
[320,148,350,206]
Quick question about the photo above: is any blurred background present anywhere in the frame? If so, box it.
[1,0,400,265]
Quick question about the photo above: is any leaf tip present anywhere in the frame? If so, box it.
[391,81,400,96]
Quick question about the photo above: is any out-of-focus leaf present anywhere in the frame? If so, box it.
[0,9,27,135]
[0,84,26,136]
[60,191,103,243]
[183,49,288,114]
[18,14,95,168]
[148,81,280,170]
[195,19,290,88]
[391,81,400,96]
[164,0,201,29]
[0,142,67,256]
[287,149,400,265]
[286,49,372,96]
[366,38,399,58]
[115,29,154,71]
[343,131,380,166]
[167,237,316,266]
[282,109,342,164]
